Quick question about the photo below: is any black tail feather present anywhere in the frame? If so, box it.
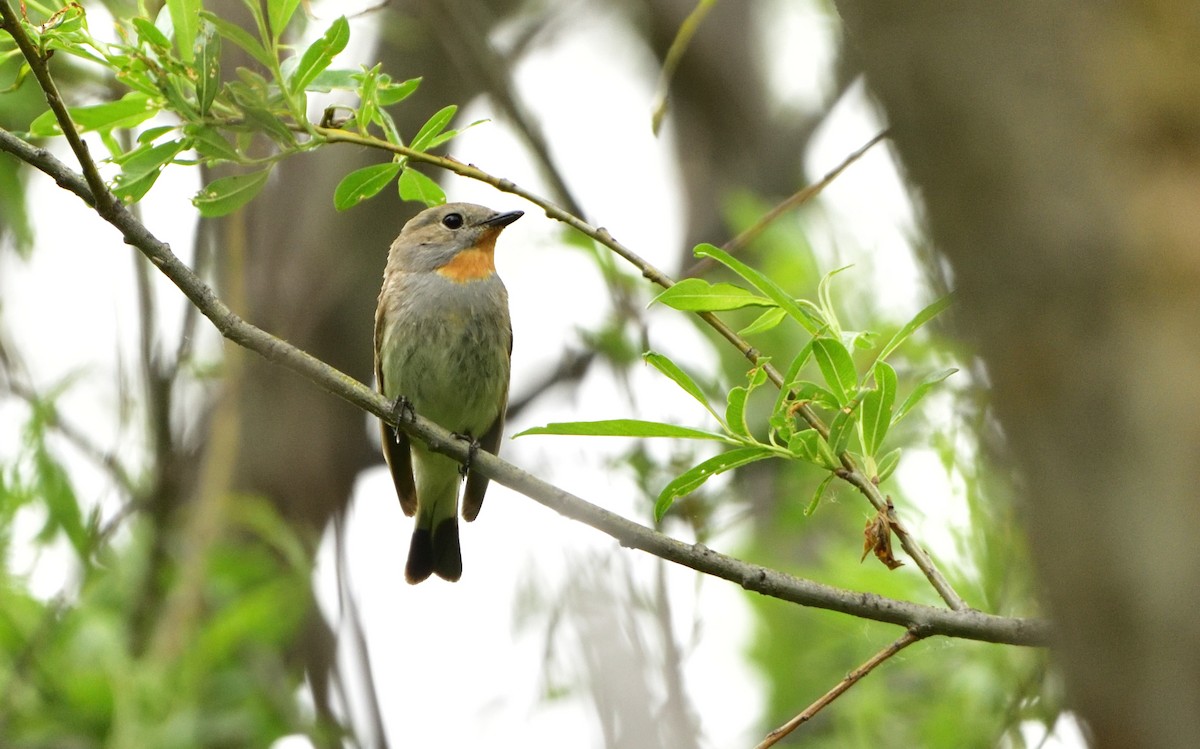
[405,527,435,584]
[432,517,462,581]
[405,518,462,584]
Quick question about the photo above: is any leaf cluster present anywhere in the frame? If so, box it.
[3,0,472,214]
[520,243,956,523]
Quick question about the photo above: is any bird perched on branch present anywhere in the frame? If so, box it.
[374,202,522,583]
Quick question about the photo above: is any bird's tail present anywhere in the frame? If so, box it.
[405,451,462,584]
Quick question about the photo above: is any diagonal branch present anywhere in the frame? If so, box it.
[312,126,968,611]
[0,124,1047,647]
[0,3,113,218]
[682,128,891,279]
[755,626,927,748]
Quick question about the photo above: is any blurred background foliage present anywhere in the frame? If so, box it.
[0,0,1059,746]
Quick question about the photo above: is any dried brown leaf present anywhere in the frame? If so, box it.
[862,498,905,570]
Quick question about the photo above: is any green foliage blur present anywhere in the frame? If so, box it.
[0,389,319,747]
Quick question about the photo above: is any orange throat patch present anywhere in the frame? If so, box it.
[436,234,498,282]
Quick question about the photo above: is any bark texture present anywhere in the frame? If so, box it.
[834,3,1200,746]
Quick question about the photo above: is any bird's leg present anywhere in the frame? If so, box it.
[451,431,481,478]
[389,395,415,442]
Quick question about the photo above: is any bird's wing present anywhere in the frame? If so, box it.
[461,402,504,523]
[376,309,417,516]
[462,322,512,522]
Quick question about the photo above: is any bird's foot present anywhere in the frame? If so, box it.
[451,432,481,478]
[389,396,415,441]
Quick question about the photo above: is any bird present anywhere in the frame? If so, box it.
[374,202,522,584]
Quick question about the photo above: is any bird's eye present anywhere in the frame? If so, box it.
[442,213,464,229]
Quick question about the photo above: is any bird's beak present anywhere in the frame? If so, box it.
[480,210,524,228]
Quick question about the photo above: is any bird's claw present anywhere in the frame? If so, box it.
[451,432,481,478]
[389,396,415,442]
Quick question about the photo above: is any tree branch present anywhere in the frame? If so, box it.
[682,129,891,279]
[0,3,114,218]
[0,124,1046,646]
[755,627,927,748]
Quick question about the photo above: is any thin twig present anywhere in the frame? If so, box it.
[650,0,719,135]
[0,2,113,217]
[683,129,891,278]
[755,627,927,749]
[0,123,1044,645]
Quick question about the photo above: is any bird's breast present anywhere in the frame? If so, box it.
[377,273,511,435]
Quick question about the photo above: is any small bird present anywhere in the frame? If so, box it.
[374,202,522,584]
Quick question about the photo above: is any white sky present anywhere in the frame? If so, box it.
[0,2,1085,747]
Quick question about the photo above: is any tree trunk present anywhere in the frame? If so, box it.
[833,3,1200,746]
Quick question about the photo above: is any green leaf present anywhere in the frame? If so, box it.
[774,341,813,413]
[193,168,272,217]
[876,448,901,483]
[724,386,750,439]
[112,168,163,204]
[747,360,770,390]
[652,278,773,312]
[112,138,188,203]
[132,17,171,49]
[644,352,721,424]
[162,71,199,120]
[268,0,303,39]
[397,167,446,206]
[859,361,897,456]
[515,419,729,441]
[137,125,177,144]
[334,162,401,210]
[739,307,786,336]
[850,330,878,350]
[789,381,840,412]
[308,68,359,92]
[28,92,156,136]
[693,243,822,334]
[195,20,221,115]
[353,63,382,133]
[113,65,159,98]
[655,446,774,520]
[811,337,858,404]
[377,76,422,105]
[817,264,853,336]
[875,293,954,364]
[787,429,835,469]
[409,104,457,152]
[805,473,836,516]
[189,126,242,163]
[290,16,350,94]
[237,100,296,146]
[200,11,274,69]
[166,0,201,63]
[424,119,486,151]
[894,367,958,424]
[827,393,864,455]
